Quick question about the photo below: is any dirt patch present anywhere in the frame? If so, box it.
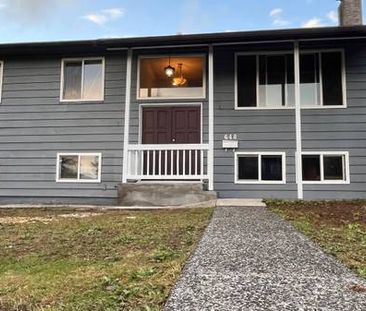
[267,200,366,279]
[0,212,103,224]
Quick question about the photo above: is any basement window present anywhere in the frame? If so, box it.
[235,152,286,184]
[61,58,104,102]
[56,153,102,183]
[302,152,349,183]
[138,55,205,99]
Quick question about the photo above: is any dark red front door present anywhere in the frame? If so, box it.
[142,106,201,144]
[142,106,201,177]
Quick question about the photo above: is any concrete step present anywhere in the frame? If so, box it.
[117,183,217,207]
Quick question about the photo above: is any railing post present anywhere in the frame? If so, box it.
[208,45,215,190]
[122,49,133,183]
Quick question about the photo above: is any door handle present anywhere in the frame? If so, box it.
[172,138,176,142]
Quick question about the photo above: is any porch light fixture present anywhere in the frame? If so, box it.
[172,63,187,86]
[164,57,175,77]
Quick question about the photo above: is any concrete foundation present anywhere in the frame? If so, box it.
[117,183,217,206]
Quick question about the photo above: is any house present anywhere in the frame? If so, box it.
[0,0,365,205]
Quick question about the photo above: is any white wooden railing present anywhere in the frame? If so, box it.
[126,144,209,180]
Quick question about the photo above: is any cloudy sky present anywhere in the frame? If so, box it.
[0,0,360,43]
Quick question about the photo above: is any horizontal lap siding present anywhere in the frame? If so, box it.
[302,43,366,199]
[213,47,297,199]
[0,54,126,204]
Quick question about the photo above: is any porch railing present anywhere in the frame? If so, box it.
[126,144,209,180]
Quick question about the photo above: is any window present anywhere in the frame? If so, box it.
[61,58,104,101]
[235,152,286,184]
[300,51,345,107]
[302,152,349,183]
[0,61,3,103]
[56,153,102,182]
[237,53,294,108]
[138,56,205,99]
[236,50,345,109]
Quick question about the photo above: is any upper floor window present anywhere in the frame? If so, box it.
[138,55,205,99]
[236,50,345,109]
[60,58,104,102]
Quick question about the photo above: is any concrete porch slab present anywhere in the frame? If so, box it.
[216,198,266,207]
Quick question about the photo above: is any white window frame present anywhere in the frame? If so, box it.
[234,151,286,184]
[56,152,102,183]
[136,54,207,100]
[60,57,105,103]
[234,49,347,110]
[301,151,350,184]
[0,61,3,103]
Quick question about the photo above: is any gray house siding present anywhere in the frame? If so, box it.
[0,40,365,203]
[213,46,297,199]
[301,42,366,199]
[0,53,126,204]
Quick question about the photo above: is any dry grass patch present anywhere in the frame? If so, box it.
[0,207,213,310]
[266,200,366,279]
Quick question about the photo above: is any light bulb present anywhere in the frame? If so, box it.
[164,65,175,77]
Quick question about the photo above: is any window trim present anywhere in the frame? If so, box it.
[301,151,350,184]
[234,49,347,110]
[56,152,102,183]
[136,54,207,101]
[234,151,286,184]
[0,60,3,103]
[60,57,105,103]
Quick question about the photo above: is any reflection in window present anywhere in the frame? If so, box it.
[139,56,204,99]
[58,154,101,182]
[62,59,104,101]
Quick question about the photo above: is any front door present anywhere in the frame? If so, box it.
[142,106,201,144]
[142,106,201,177]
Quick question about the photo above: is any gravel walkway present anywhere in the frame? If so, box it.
[165,206,366,311]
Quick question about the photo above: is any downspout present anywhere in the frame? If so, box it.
[122,49,133,183]
[208,45,215,191]
[294,41,304,199]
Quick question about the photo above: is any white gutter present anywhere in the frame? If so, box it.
[294,41,303,200]
[208,45,215,191]
[122,49,133,183]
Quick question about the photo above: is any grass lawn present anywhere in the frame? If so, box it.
[0,207,213,311]
[266,200,366,279]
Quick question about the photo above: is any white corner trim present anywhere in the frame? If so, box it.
[122,49,133,183]
[0,61,3,104]
[208,45,214,191]
[59,57,105,103]
[56,152,102,183]
[294,42,304,199]
[234,151,287,185]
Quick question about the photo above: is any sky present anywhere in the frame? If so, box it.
[0,0,362,43]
